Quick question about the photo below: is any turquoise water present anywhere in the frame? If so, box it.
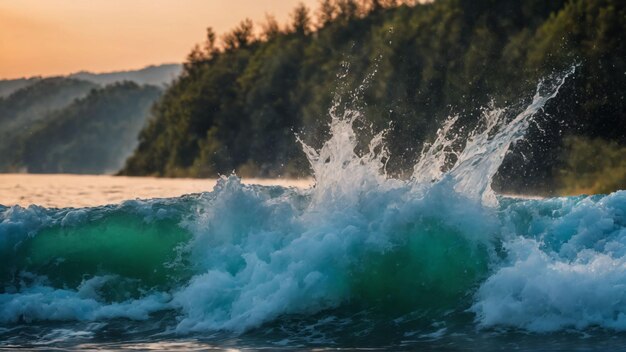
[2,182,625,350]
[3,67,626,350]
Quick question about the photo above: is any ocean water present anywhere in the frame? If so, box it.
[2,67,626,351]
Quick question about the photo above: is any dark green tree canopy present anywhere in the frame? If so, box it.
[121,0,626,194]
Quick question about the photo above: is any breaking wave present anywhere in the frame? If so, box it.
[2,66,626,347]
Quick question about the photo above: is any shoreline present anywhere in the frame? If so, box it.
[1,173,585,209]
[0,174,314,208]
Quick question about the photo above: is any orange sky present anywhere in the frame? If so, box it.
[0,0,319,79]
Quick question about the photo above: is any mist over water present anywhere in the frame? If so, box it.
[1,66,626,350]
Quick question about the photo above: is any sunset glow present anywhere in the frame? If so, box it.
[0,0,318,79]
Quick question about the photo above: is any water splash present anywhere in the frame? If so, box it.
[414,66,577,205]
[299,60,394,209]
[303,64,576,208]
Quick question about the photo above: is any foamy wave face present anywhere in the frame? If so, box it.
[0,175,494,333]
[473,191,626,332]
[171,173,495,332]
[0,276,171,324]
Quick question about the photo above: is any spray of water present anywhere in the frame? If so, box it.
[304,64,576,207]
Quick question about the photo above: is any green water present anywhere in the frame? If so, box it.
[3,213,191,292]
[352,218,490,312]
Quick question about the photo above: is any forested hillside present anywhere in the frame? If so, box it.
[0,78,96,170]
[0,78,40,98]
[121,0,625,194]
[10,82,162,174]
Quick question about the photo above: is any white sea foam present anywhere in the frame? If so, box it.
[472,191,626,331]
[0,276,171,324]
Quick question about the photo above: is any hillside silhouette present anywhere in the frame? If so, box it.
[17,82,162,174]
[0,80,162,173]
[0,63,181,98]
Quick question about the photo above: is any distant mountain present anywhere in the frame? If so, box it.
[68,64,182,87]
[0,78,96,129]
[11,82,162,174]
[0,77,41,98]
[0,64,177,173]
[0,63,181,98]
[0,77,97,170]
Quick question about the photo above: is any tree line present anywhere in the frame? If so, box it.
[120,0,626,194]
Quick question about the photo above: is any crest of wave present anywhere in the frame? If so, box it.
[298,63,401,210]
[304,65,575,207]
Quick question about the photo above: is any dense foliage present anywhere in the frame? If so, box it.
[10,82,162,174]
[120,0,625,194]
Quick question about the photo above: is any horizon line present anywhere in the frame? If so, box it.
[0,62,182,81]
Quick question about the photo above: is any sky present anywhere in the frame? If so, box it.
[0,0,319,79]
